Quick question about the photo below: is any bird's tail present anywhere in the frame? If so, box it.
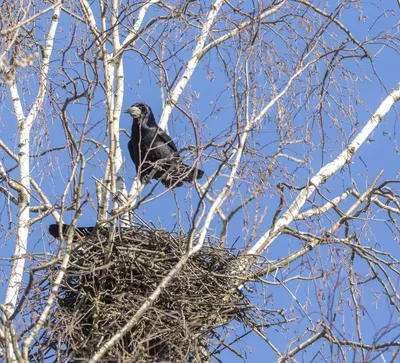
[185,165,204,180]
[160,164,204,188]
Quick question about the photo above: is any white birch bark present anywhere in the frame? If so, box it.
[92,0,159,222]
[95,0,128,224]
[1,5,62,361]
[3,82,28,315]
[110,0,127,213]
[3,3,62,315]
[158,0,225,132]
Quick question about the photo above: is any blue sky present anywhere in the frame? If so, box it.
[0,0,400,361]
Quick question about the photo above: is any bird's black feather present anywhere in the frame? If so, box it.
[124,103,204,188]
[48,224,95,240]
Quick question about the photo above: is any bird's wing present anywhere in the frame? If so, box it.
[128,140,139,171]
[157,128,179,154]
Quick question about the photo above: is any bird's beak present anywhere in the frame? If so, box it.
[123,108,130,114]
[126,106,141,118]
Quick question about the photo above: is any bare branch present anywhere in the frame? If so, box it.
[248,85,400,256]
[0,1,63,36]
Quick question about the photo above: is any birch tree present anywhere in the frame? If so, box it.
[0,0,399,362]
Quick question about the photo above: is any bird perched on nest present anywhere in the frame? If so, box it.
[124,103,204,188]
[48,224,95,240]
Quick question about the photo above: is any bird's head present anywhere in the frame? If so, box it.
[124,103,150,119]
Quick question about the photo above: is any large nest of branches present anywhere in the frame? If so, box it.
[37,225,255,362]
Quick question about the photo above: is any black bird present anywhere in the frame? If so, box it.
[48,224,95,240]
[124,103,204,188]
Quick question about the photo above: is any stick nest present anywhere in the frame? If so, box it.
[39,225,252,362]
